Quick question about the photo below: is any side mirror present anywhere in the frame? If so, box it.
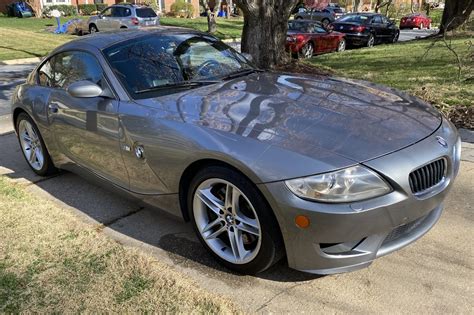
[67,80,103,98]
[241,52,254,62]
[98,14,103,19]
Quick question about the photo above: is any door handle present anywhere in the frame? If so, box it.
[48,103,59,113]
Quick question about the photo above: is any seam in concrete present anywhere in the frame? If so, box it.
[255,282,305,312]
[103,206,145,227]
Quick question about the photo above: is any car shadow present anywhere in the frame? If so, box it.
[0,132,322,283]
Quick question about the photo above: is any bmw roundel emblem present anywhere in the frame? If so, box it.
[436,136,448,148]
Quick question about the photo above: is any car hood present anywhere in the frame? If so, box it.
[135,72,441,164]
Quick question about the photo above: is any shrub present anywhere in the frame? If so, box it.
[78,4,97,16]
[42,5,77,17]
[170,0,194,18]
[96,4,108,12]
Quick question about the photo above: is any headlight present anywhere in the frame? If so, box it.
[285,165,391,203]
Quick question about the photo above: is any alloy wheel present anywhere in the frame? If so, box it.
[18,120,44,171]
[337,39,346,52]
[301,43,314,58]
[193,178,262,264]
[367,35,375,47]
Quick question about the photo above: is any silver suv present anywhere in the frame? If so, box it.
[294,7,343,26]
[87,4,159,33]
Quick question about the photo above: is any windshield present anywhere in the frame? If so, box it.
[136,8,157,18]
[288,21,314,32]
[337,14,370,24]
[103,33,254,98]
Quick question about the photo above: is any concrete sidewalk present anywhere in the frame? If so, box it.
[0,130,472,313]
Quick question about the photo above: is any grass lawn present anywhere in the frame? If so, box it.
[161,17,243,39]
[0,16,79,61]
[309,36,474,112]
[0,176,236,312]
[0,16,243,61]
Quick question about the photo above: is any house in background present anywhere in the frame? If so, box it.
[0,0,200,17]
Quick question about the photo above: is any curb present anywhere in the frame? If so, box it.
[0,57,42,65]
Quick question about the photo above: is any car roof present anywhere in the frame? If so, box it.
[55,27,203,52]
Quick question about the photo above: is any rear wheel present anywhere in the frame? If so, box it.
[89,24,98,33]
[16,113,57,176]
[299,42,314,59]
[367,34,375,47]
[427,22,431,29]
[188,166,283,274]
[337,39,346,52]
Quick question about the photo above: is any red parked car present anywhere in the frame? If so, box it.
[286,20,346,58]
[400,13,432,29]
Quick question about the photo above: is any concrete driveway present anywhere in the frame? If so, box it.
[0,129,473,313]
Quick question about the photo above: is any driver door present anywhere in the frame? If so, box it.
[39,50,129,188]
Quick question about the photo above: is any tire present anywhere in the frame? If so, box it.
[427,23,431,29]
[188,166,284,274]
[321,18,330,27]
[367,34,375,47]
[391,31,399,43]
[16,112,57,176]
[299,42,314,59]
[295,16,303,20]
[337,38,346,52]
[419,22,424,29]
[89,24,98,33]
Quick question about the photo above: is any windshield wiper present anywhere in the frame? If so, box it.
[221,68,263,81]
[135,80,220,94]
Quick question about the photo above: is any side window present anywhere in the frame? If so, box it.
[112,7,124,17]
[372,16,382,24]
[314,25,327,33]
[102,7,113,17]
[39,51,104,89]
[381,16,390,24]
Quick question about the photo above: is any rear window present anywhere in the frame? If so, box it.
[136,8,157,18]
[338,14,369,24]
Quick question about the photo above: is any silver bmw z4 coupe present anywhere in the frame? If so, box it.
[11,28,461,275]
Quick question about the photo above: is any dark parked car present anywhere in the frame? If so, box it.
[286,20,346,58]
[400,13,432,29]
[12,28,460,275]
[330,13,400,47]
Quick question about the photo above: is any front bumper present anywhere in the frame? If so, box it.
[259,118,460,274]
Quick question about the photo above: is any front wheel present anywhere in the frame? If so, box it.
[189,166,284,274]
[16,113,57,176]
[299,42,314,59]
[392,31,399,43]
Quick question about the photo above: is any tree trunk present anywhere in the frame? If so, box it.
[410,0,415,14]
[235,0,299,69]
[439,0,474,34]
[207,8,217,33]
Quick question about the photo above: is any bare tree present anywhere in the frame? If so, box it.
[233,0,300,69]
[439,0,474,34]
